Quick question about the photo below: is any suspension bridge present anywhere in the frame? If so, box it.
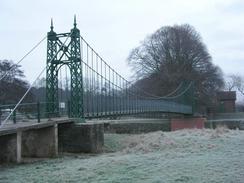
[0,17,194,125]
[0,17,196,163]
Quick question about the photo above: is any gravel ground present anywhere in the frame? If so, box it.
[0,127,244,183]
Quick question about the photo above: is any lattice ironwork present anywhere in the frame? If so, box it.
[46,17,83,119]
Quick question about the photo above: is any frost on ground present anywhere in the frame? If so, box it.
[1,127,244,183]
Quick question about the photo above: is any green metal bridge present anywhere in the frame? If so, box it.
[0,17,194,125]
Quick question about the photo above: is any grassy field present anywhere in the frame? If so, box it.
[0,127,244,183]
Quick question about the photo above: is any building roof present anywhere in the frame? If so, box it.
[217,91,236,101]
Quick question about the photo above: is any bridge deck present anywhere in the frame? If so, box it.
[0,118,73,136]
[0,117,171,136]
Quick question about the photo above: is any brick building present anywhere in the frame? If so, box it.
[217,91,236,113]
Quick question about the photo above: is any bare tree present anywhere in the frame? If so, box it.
[225,74,241,91]
[225,74,244,95]
[0,60,33,104]
[127,24,224,106]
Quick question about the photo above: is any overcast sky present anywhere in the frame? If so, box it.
[1,0,244,82]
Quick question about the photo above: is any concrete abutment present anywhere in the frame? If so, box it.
[0,120,104,164]
[58,123,104,153]
[0,132,21,163]
[21,124,58,158]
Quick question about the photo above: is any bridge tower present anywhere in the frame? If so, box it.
[46,16,83,119]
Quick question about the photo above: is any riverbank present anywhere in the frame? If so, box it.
[0,128,244,183]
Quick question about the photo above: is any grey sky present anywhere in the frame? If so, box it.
[1,0,244,82]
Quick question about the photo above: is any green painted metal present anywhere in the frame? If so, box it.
[37,101,40,123]
[46,16,83,119]
[13,110,16,124]
[46,19,59,117]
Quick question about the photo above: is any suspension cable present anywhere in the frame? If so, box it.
[0,32,72,128]
[0,36,47,81]
[158,82,193,100]
[79,35,187,99]
[65,58,68,100]
[80,58,192,101]
[128,80,184,99]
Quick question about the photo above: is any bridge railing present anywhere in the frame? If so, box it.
[0,94,193,124]
[83,94,193,118]
[0,102,68,125]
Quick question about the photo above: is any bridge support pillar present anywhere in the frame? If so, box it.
[0,131,21,163]
[21,124,58,158]
[0,120,104,164]
[58,122,104,153]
